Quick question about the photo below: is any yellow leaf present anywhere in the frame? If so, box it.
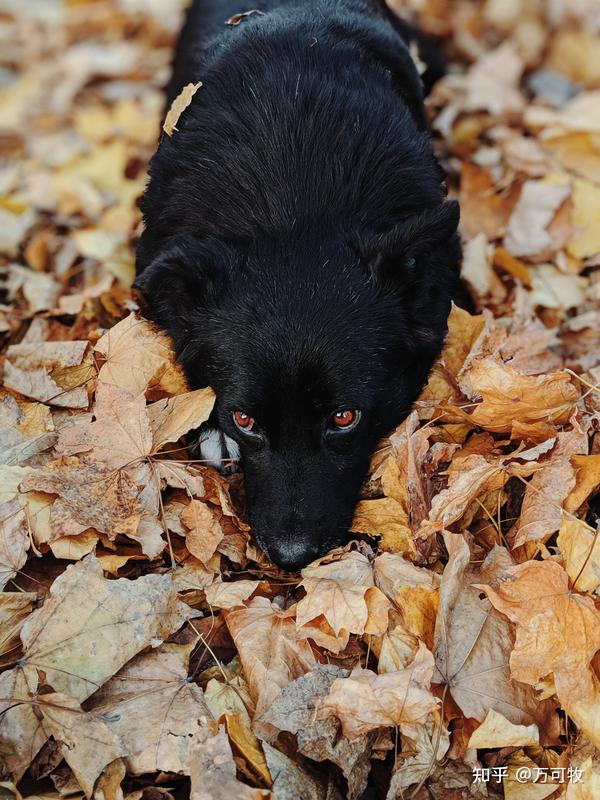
[163,82,203,136]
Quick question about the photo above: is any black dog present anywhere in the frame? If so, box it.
[135,0,461,571]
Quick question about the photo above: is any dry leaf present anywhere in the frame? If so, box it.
[433,535,559,737]
[478,559,600,746]
[189,724,270,800]
[147,387,215,449]
[163,82,202,137]
[19,555,196,701]
[316,642,438,739]
[225,597,317,740]
[558,516,600,593]
[181,499,224,565]
[0,498,29,590]
[504,179,571,258]
[94,313,186,397]
[262,666,374,800]
[88,644,210,775]
[467,708,539,749]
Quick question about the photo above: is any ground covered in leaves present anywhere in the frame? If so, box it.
[1,0,600,798]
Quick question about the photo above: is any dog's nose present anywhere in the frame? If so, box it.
[267,539,320,572]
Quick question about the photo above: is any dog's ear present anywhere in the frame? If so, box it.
[360,200,460,285]
[134,234,241,317]
[357,200,460,352]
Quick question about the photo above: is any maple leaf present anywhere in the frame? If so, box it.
[0,667,47,782]
[467,708,539,749]
[558,516,600,593]
[88,644,211,775]
[477,559,600,747]
[433,535,559,738]
[94,313,187,397]
[317,642,439,739]
[18,555,196,702]
[38,693,126,796]
[262,665,375,800]
[296,551,390,648]
[3,340,91,408]
[189,724,270,800]
[225,596,317,740]
[181,499,224,565]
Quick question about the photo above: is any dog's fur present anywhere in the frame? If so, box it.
[135,0,462,571]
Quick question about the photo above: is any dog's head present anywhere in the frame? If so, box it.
[135,201,460,570]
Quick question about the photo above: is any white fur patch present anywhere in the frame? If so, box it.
[197,427,240,471]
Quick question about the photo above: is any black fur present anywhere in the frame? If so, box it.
[136,0,462,571]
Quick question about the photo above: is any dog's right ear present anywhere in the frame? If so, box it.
[133,234,241,322]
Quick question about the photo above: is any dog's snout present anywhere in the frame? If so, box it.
[266,537,320,572]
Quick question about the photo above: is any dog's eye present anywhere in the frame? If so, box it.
[233,410,255,432]
[331,409,360,430]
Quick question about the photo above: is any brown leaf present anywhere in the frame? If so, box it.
[94,313,187,397]
[0,592,35,667]
[20,460,143,541]
[147,387,215,450]
[350,497,415,555]
[463,360,579,436]
[296,551,389,646]
[0,498,29,590]
[262,666,374,800]
[467,708,539,749]
[38,693,125,796]
[225,597,316,740]
[558,516,600,593]
[3,341,90,408]
[88,644,211,775]
[433,535,559,737]
[163,82,202,137]
[181,499,224,565]
[0,395,56,467]
[19,555,196,701]
[504,179,571,258]
[317,643,438,740]
[0,667,47,782]
[204,579,260,609]
[189,724,270,800]
[56,381,152,469]
[477,559,600,746]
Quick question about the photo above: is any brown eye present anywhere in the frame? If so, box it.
[233,410,255,431]
[331,409,360,429]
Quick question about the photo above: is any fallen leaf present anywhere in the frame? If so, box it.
[163,82,202,137]
[181,499,224,565]
[0,498,29,590]
[350,497,414,555]
[478,559,600,746]
[204,579,260,609]
[433,535,559,736]
[3,341,90,408]
[189,724,270,800]
[19,555,195,701]
[0,667,47,781]
[225,597,316,740]
[147,387,215,450]
[0,592,35,666]
[94,313,186,397]
[317,642,438,739]
[467,708,539,749]
[558,516,600,593]
[88,644,211,775]
[262,666,373,800]
[263,743,326,800]
[38,693,125,796]
[504,178,571,258]
[568,178,600,259]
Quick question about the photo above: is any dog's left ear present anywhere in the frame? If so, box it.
[361,200,460,285]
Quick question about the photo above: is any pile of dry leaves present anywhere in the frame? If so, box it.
[1,0,600,798]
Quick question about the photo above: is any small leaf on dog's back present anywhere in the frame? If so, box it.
[163,81,202,137]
